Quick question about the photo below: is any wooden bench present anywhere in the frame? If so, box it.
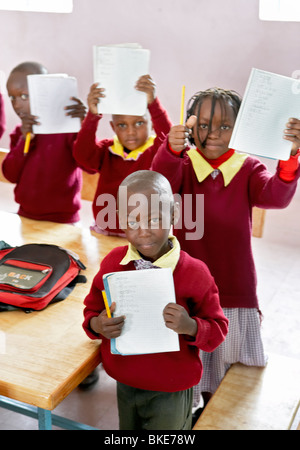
[193,353,300,430]
[0,148,7,183]
[80,171,99,202]
[252,206,266,238]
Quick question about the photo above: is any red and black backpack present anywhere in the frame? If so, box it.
[0,243,86,312]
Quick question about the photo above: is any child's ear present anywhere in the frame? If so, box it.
[110,120,115,133]
[172,202,180,226]
[116,209,126,230]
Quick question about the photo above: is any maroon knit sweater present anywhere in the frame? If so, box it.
[2,127,82,223]
[151,138,300,309]
[83,245,228,392]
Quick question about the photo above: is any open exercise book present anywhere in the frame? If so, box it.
[93,43,150,115]
[229,68,300,161]
[103,268,180,355]
[27,74,81,134]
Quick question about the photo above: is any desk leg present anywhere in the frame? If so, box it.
[0,395,98,429]
[38,408,52,430]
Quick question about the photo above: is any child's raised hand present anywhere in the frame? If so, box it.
[87,83,105,115]
[64,97,87,122]
[168,115,197,153]
[135,74,156,104]
[20,113,40,139]
[284,118,300,155]
[163,303,197,337]
[90,302,125,339]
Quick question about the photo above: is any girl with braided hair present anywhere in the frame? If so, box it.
[151,87,300,421]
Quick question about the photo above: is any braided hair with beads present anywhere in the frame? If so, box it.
[186,87,242,148]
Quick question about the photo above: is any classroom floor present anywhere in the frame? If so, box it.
[0,180,299,430]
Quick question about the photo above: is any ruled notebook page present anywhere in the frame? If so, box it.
[104,268,180,355]
[27,74,81,134]
[93,44,150,116]
[229,68,300,161]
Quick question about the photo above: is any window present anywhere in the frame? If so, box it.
[259,0,300,21]
[0,0,73,13]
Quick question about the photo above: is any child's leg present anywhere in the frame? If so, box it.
[117,382,193,430]
[139,388,193,430]
[117,382,141,430]
[193,308,267,409]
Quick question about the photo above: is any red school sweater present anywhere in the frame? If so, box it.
[73,97,172,235]
[151,138,300,309]
[2,127,82,223]
[83,245,228,392]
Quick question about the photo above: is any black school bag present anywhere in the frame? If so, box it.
[0,243,86,312]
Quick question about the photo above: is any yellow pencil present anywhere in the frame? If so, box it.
[180,85,185,125]
[102,290,111,318]
[24,132,31,154]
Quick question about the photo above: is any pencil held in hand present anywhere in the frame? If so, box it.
[102,290,111,318]
[24,132,31,154]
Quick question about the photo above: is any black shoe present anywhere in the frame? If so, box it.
[192,407,204,427]
[78,369,99,390]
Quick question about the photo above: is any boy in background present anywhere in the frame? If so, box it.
[0,91,5,139]
[2,61,86,223]
[73,75,172,236]
[83,170,228,430]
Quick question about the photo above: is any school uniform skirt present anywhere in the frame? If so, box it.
[193,307,268,407]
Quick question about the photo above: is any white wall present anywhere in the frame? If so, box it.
[0,0,299,152]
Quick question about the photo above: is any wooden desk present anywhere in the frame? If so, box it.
[0,211,125,429]
[193,353,300,430]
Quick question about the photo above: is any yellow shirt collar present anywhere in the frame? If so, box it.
[110,135,155,160]
[120,235,180,272]
[187,148,248,186]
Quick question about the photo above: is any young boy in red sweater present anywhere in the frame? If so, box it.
[2,61,86,223]
[73,75,172,236]
[82,170,228,430]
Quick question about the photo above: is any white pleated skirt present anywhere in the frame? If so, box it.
[193,307,268,407]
